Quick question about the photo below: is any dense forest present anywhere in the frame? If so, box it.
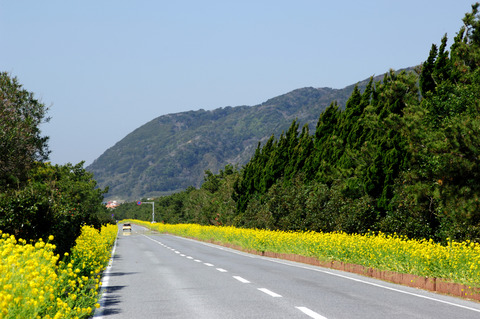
[0,72,113,255]
[87,73,376,201]
[115,4,480,243]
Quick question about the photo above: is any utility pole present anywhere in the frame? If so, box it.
[137,201,155,223]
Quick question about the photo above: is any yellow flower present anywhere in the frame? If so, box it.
[0,225,117,318]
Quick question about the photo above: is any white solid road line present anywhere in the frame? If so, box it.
[296,306,328,319]
[139,233,332,318]
[258,288,282,297]
[93,233,119,318]
[170,235,480,314]
[143,233,480,316]
[233,276,250,283]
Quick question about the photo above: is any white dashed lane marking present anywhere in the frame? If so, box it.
[296,307,328,319]
[258,288,282,297]
[142,234,332,319]
[233,276,250,283]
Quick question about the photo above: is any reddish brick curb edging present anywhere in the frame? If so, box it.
[201,239,480,302]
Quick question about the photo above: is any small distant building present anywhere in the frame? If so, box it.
[106,201,119,209]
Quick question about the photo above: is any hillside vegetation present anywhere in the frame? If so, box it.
[115,4,480,243]
[87,76,386,201]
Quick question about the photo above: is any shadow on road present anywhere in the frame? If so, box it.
[96,271,137,317]
[98,285,125,316]
[108,271,138,277]
[112,254,122,261]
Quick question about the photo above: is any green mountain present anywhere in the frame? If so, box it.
[87,72,401,202]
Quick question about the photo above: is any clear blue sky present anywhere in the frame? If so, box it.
[0,1,475,166]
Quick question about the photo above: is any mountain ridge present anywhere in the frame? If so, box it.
[87,69,411,201]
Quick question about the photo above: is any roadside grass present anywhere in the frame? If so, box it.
[129,220,480,288]
[0,224,117,319]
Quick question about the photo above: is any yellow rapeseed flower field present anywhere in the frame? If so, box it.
[130,220,479,288]
[0,224,117,319]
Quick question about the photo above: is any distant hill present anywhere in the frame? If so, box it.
[87,70,411,202]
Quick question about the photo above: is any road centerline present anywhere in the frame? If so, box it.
[296,306,328,319]
[167,235,480,314]
[233,276,250,283]
[258,288,282,297]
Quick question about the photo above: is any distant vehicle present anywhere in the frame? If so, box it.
[122,223,132,232]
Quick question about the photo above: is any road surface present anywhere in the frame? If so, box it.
[94,224,480,318]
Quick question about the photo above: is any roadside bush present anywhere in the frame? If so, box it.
[0,162,110,255]
[0,224,117,319]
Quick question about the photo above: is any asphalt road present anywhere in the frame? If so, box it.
[94,224,480,319]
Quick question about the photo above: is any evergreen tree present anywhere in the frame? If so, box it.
[0,73,50,189]
[420,44,438,95]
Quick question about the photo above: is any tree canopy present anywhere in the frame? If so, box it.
[0,72,50,189]
[116,4,480,243]
[0,73,111,254]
